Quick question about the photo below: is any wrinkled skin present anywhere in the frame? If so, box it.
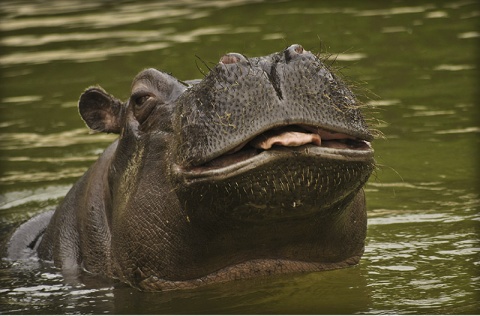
[5,44,375,291]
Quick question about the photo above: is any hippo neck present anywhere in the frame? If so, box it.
[124,189,367,289]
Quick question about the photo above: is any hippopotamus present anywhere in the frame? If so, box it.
[5,44,375,291]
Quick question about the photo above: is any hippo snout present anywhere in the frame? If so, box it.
[175,43,372,167]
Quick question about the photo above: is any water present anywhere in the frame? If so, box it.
[0,0,479,314]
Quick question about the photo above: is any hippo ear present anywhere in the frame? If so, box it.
[79,87,123,134]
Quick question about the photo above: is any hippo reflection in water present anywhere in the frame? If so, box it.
[6,44,375,291]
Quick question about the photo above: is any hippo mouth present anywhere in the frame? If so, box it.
[179,124,373,179]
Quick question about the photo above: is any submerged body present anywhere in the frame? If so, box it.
[6,44,375,291]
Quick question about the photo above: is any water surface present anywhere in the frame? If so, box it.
[1,0,479,314]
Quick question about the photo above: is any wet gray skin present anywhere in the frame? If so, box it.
[5,44,375,291]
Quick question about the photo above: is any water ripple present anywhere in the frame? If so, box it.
[0,30,175,47]
[354,6,434,17]
[0,186,71,210]
[0,128,116,150]
[0,7,195,31]
[0,42,172,65]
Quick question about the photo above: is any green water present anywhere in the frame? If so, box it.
[0,0,478,314]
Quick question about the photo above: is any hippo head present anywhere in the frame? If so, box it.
[173,44,373,221]
[60,44,375,290]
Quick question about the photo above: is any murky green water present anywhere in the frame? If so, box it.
[1,0,478,314]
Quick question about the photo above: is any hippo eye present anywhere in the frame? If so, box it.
[131,93,155,123]
[134,95,151,107]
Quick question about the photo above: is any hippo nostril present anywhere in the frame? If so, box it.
[220,53,247,64]
[293,44,304,54]
[284,44,305,62]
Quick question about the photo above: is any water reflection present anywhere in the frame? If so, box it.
[0,259,372,314]
[113,268,371,314]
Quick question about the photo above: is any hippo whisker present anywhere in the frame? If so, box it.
[194,54,212,78]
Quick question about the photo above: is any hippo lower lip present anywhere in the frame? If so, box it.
[177,124,373,181]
